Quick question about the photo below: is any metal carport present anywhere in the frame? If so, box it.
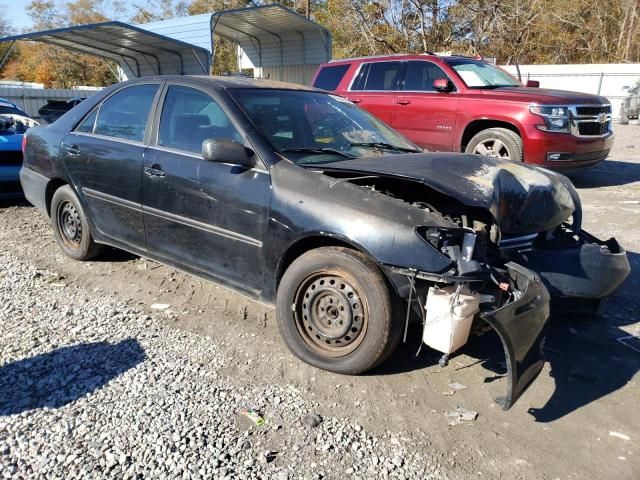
[0,22,212,78]
[139,5,332,85]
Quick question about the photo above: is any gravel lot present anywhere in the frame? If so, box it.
[1,123,639,479]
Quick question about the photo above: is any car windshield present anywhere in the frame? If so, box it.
[445,58,521,89]
[230,89,421,164]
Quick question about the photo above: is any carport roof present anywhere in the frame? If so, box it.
[0,21,211,78]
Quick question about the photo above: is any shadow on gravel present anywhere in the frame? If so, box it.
[568,159,640,188]
[0,339,145,416]
[0,197,31,209]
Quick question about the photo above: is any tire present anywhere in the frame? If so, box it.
[619,105,629,125]
[276,247,402,374]
[51,185,103,261]
[465,127,523,162]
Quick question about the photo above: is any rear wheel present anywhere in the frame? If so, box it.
[465,127,523,162]
[619,105,629,125]
[276,247,401,374]
[51,185,103,261]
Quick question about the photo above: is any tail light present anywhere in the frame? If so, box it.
[21,134,27,155]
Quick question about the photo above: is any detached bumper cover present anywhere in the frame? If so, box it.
[520,232,630,312]
[481,262,550,409]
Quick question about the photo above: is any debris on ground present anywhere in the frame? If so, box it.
[150,303,171,310]
[302,413,323,428]
[448,382,467,391]
[446,407,478,426]
[609,431,631,441]
[239,408,265,427]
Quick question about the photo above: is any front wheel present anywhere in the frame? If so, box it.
[465,127,523,162]
[276,247,401,374]
[51,185,103,261]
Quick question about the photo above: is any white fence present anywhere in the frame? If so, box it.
[502,63,640,119]
[0,87,101,123]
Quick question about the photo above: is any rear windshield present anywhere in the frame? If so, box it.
[313,64,350,91]
[0,104,27,117]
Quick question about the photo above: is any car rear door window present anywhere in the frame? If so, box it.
[93,84,159,142]
[402,61,453,91]
[158,85,243,155]
[313,64,350,91]
[351,61,403,91]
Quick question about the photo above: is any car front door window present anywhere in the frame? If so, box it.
[158,85,243,154]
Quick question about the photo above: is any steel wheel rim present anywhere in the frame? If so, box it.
[473,139,511,160]
[294,273,368,357]
[57,200,82,248]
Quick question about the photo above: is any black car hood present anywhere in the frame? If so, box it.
[315,153,576,235]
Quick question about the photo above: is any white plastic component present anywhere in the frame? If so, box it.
[423,286,480,354]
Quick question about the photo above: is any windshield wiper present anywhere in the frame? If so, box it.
[349,142,421,153]
[281,147,356,159]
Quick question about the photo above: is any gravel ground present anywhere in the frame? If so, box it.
[1,123,639,480]
[0,250,445,479]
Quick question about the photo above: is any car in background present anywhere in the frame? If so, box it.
[0,98,38,198]
[312,54,614,169]
[38,98,85,124]
[619,78,640,124]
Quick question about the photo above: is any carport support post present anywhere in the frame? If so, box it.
[597,72,604,95]
[0,41,16,70]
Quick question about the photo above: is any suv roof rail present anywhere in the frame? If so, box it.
[327,52,438,63]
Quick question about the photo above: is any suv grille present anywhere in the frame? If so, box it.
[569,104,612,137]
[578,121,610,136]
[576,105,611,115]
[0,150,23,166]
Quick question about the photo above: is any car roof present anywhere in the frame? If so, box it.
[0,98,19,107]
[325,54,480,65]
[117,75,320,93]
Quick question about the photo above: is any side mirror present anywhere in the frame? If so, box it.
[202,138,255,167]
[526,80,540,88]
[433,78,454,92]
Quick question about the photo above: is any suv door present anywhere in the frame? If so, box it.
[61,83,161,249]
[392,61,459,151]
[142,84,270,295]
[344,61,404,125]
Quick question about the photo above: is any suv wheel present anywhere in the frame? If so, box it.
[276,247,402,374]
[466,127,523,162]
[51,185,103,261]
[619,105,629,125]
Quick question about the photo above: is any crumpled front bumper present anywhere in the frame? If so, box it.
[480,262,550,409]
[516,231,630,314]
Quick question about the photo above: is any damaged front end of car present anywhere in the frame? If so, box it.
[386,226,550,410]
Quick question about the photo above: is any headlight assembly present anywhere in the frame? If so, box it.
[530,105,570,133]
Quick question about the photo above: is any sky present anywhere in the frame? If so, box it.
[1,0,38,31]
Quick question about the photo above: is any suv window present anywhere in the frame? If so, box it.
[93,84,159,142]
[351,61,403,91]
[158,85,242,154]
[403,61,452,91]
[313,64,350,91]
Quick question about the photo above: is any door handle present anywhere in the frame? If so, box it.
[349,98,362,104]
[63,144,81,156]
[144,165,165,177]
[396,99,411,105]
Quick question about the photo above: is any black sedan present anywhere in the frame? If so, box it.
[20,76,630,409]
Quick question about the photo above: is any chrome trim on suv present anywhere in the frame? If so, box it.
[568,104,612,137]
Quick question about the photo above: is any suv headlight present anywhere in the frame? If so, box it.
[530,105,570,133]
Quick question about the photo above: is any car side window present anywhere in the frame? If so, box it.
[76,109,98,133]
[91,84,158,142]
[402,61,454,92]
[158,85,243,155]
[351,61,403,91]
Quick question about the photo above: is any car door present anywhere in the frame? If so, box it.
[142,83,271,295]
[61,83,161,249]
[392,61,459,151]
[343,61,404,125]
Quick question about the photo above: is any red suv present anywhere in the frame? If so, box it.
[312,54,614,168]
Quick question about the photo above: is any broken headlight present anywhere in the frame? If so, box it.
[416,226,481,274]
